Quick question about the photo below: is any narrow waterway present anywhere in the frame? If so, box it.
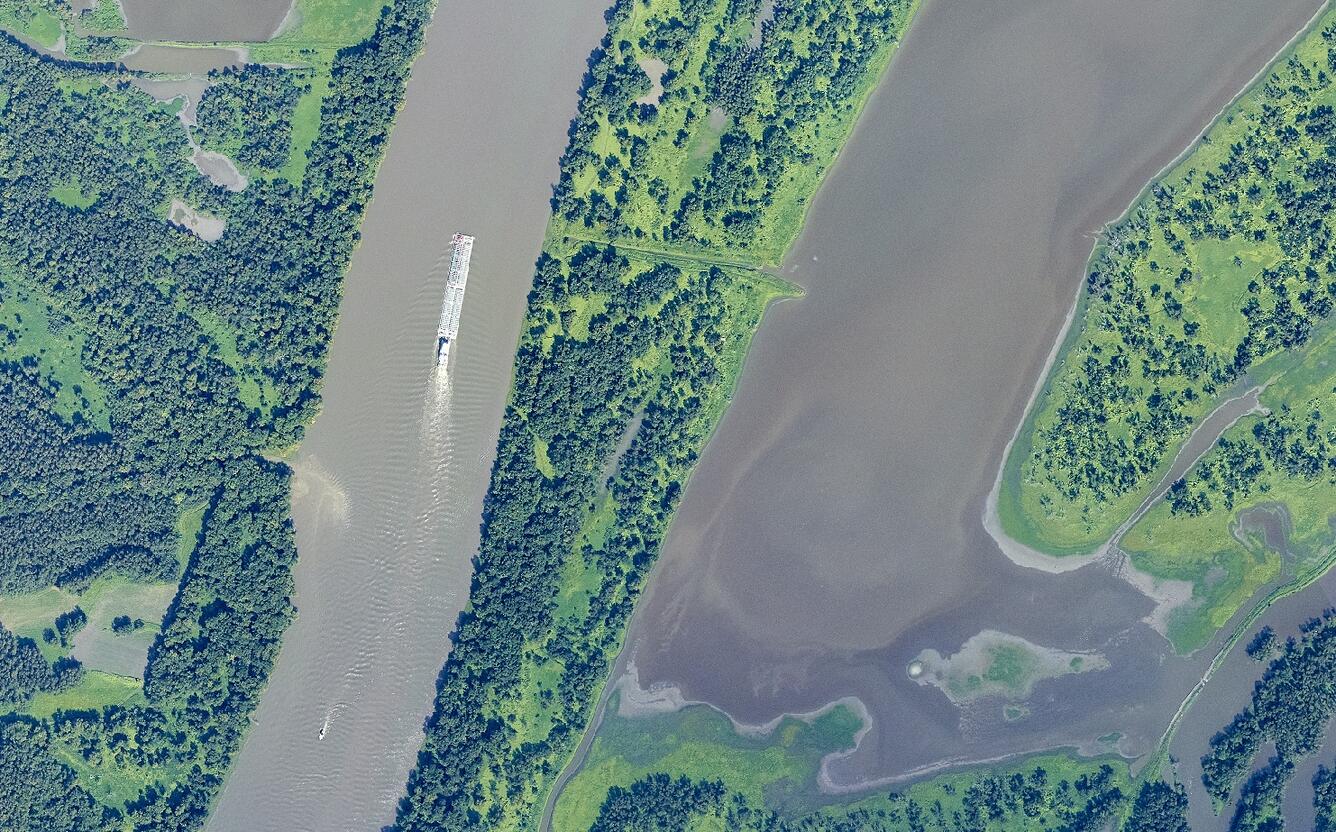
[1168,574,1336,831]
[623,0,1329,790]
[206,0,609,829]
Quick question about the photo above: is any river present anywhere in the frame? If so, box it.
[205,0,610,829]
[620,0,1330,794]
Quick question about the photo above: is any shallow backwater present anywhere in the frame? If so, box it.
[206,0,610,829]
[120,45,245,74]
[625,0,1329,789]
[1168,575,1336,831]
[119,0,290,42]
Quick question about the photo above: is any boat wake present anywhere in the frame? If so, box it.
[318,702,351,741]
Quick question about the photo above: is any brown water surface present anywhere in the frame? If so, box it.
[119,0,290,42]
[206,0,610,829]
[625,0,1330,788]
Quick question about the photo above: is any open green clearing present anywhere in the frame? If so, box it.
[999,10,1336,652]
[0,272,109,428]
[0,0,62,47]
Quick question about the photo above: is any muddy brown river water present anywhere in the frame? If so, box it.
[622,0,1331,798]
[177,0,1336,827]
[205,0,610,829]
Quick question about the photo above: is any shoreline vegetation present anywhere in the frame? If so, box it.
[0,0,439,827]
[992,2,1336,655]
[553,686,1134,832]
[390,0,929,828]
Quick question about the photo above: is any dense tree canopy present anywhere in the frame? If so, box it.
[392,0,921,826]
[0,0,438,826]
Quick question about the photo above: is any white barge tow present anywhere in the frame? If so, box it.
[435,233,474,368]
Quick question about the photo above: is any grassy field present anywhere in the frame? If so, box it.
[23,670,144,719]
[0,271,109,429]
[0,498,200,712]
[0,0,62,47]
[555,694,1132,831]
[996,8,1336,651]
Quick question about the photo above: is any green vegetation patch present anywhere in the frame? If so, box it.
[77,0,125,33]
[268,0,390,49]
[998,11,1336,652]
[911,630,1109,703]
[50,179,99,210]
[0,274,108,429]
[1123,313,1336,652]
[22,670,142,719]
[0,0,63,47]
[555,695,1132,832]
[195,66,310,177]
[555,694,864,829]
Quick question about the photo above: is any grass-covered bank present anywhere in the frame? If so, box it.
[391,0,922,827]
[555,693,1133,832]
[998,6,1336,653]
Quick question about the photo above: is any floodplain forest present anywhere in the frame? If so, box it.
[1000,11,1336,653]
[0,0,436,826]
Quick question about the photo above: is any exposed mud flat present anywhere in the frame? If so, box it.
[635,58,666,106]
[168,199,225,241]
[623,0,1330,790]
[189,148,247,192]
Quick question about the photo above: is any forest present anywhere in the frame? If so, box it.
[999,10,1336,653]
[0,0,437,826]
[389,0,921,827]
[579,766,1130,832]
[547,0,919,265]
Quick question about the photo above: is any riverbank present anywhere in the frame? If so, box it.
[988,0,1335,563]
[205,0,615,828]
[621,0,1328,798]
[987,1,1336,655]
